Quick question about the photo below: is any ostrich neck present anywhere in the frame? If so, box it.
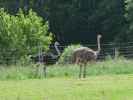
[97,36,101,54]
[54,44,61,55]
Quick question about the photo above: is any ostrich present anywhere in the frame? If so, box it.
[72,34,102,78]
[31,41,61,65]
[48,41,61,60]
[30,41,61,77]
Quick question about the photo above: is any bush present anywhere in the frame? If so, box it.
[58,44,82,64]
[0,8,52,64]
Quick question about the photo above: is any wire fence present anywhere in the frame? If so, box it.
[1,42,133,65]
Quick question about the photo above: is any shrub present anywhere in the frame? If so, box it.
[0,8,52,64]
[58,44,82,64]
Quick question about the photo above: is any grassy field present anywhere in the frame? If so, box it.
[0,59,133,100]
[0,58,133,80]
[0,74,133,100]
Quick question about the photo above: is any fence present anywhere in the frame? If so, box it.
[0,42,133,65]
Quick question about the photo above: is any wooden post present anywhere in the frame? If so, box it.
[38,42,47,78]
[43,64,47,78]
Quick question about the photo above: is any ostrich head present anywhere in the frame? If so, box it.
[98,34,102,39]
[54,41,61,55]
[55,41,60,46]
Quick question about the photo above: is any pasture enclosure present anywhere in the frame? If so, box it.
[0,42,133,65]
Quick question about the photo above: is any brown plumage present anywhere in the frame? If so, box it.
[72,34,102,78]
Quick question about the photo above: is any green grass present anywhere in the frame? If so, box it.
[0,59,133,80]
[0,59,133,99]
[0,74,133,100]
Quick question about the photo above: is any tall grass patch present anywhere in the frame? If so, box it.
[0,58,133,80]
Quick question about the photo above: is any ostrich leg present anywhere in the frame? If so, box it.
[83,64,87,78]
[79,64,82,78]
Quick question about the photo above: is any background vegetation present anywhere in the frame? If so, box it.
[58,44,82,64]
[0,58,132,80]
[0,0,130,44]
[1,1,133,100]
[0,0,133,64]
[0,8,52,63]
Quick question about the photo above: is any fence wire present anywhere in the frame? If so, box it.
[1,42,133,65]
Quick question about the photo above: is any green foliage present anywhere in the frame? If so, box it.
[0,0,128,43]
[0,65,47,80]
[48,0,126,43]
[0,58,133,80]
[0,8,52,64]
[125,0,133,41]
[58,44,81,64]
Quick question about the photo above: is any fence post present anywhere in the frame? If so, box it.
[38,42,47,78]
[114,47,119,59]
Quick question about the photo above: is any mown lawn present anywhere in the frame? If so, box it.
[0,74,133,100]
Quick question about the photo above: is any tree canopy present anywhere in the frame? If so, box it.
[0,0,132,44]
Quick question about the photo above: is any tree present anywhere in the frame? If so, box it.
[0,8,52,64]
[125,0,133,41]
[48,0,126,44]
[0,0,127,43]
